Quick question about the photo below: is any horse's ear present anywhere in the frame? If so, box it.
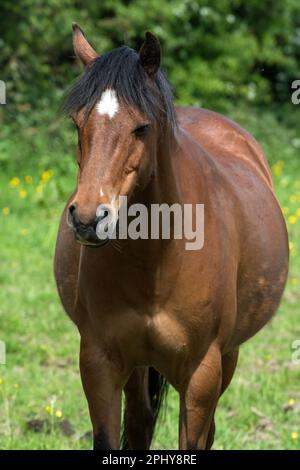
[72,23,98,66]
[139,32,160,78]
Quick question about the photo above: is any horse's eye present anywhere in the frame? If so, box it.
[133,123,150,138]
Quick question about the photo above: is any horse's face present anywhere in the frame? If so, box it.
[69,98,157,246]
[67,25,161,247]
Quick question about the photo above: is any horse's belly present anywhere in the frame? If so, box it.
[231,240,288,346]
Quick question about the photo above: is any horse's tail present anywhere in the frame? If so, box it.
[148,367,169,436]
[121,367,168,449]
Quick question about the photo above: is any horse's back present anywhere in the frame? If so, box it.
[176,106,274,190]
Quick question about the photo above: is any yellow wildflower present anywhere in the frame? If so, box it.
[282,207,289,215]
[9,177,20,188]
[272,161,284,177]
[273,168,282,177]
[25,175,33,184]
[19,189,27,199]
[291,248,298,258]
[0,378,3,385]
[288,398,295,406]
[40,170,53,183]
[35,185,43,194]
[291,278,299,286]
[296,208,300,217]
[291,431,298,440]
[55,410,62,418]
[2,207,10,216]
[288,215,297,225]
[45,405,53,415]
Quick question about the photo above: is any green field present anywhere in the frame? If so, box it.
[0,108,300,450]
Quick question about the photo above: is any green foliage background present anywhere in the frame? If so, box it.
[1,0,300,450]
[0,0,300,173]
[2,0,300,114]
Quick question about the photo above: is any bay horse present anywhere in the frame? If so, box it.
[54,24,289,450]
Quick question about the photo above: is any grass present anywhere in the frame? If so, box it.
[0,108,300,449]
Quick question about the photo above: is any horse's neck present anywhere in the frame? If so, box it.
[142,130,180,207]
[120,131,180,263]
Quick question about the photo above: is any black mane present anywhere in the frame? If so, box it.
[63,46,177,130]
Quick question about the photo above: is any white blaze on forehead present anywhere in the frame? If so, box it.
[96,89,119,119]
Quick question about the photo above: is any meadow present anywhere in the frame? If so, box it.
[0,106,300,449]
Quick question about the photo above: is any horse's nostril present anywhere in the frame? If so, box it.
[69,204,76,216]
[68,204,79,227]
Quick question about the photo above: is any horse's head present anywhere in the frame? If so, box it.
[64,24,176,247]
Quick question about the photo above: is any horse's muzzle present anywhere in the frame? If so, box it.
[67,204,110,248]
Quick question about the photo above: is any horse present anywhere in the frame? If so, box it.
[54,24,289,450]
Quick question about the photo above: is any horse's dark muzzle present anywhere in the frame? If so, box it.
[67,204,109,248]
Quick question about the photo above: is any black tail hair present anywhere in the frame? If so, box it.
[121,367,168,449]
[148,367,169,429]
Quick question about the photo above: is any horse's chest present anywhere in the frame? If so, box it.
[113,309,191,385]
[145,310,188,355]
[101,302,207,386]
[81,252,215,380]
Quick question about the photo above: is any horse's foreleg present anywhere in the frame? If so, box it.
[79,336,122,450]
[179,343,222,450]
[122,367,153,449]
[205,348,239,449]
